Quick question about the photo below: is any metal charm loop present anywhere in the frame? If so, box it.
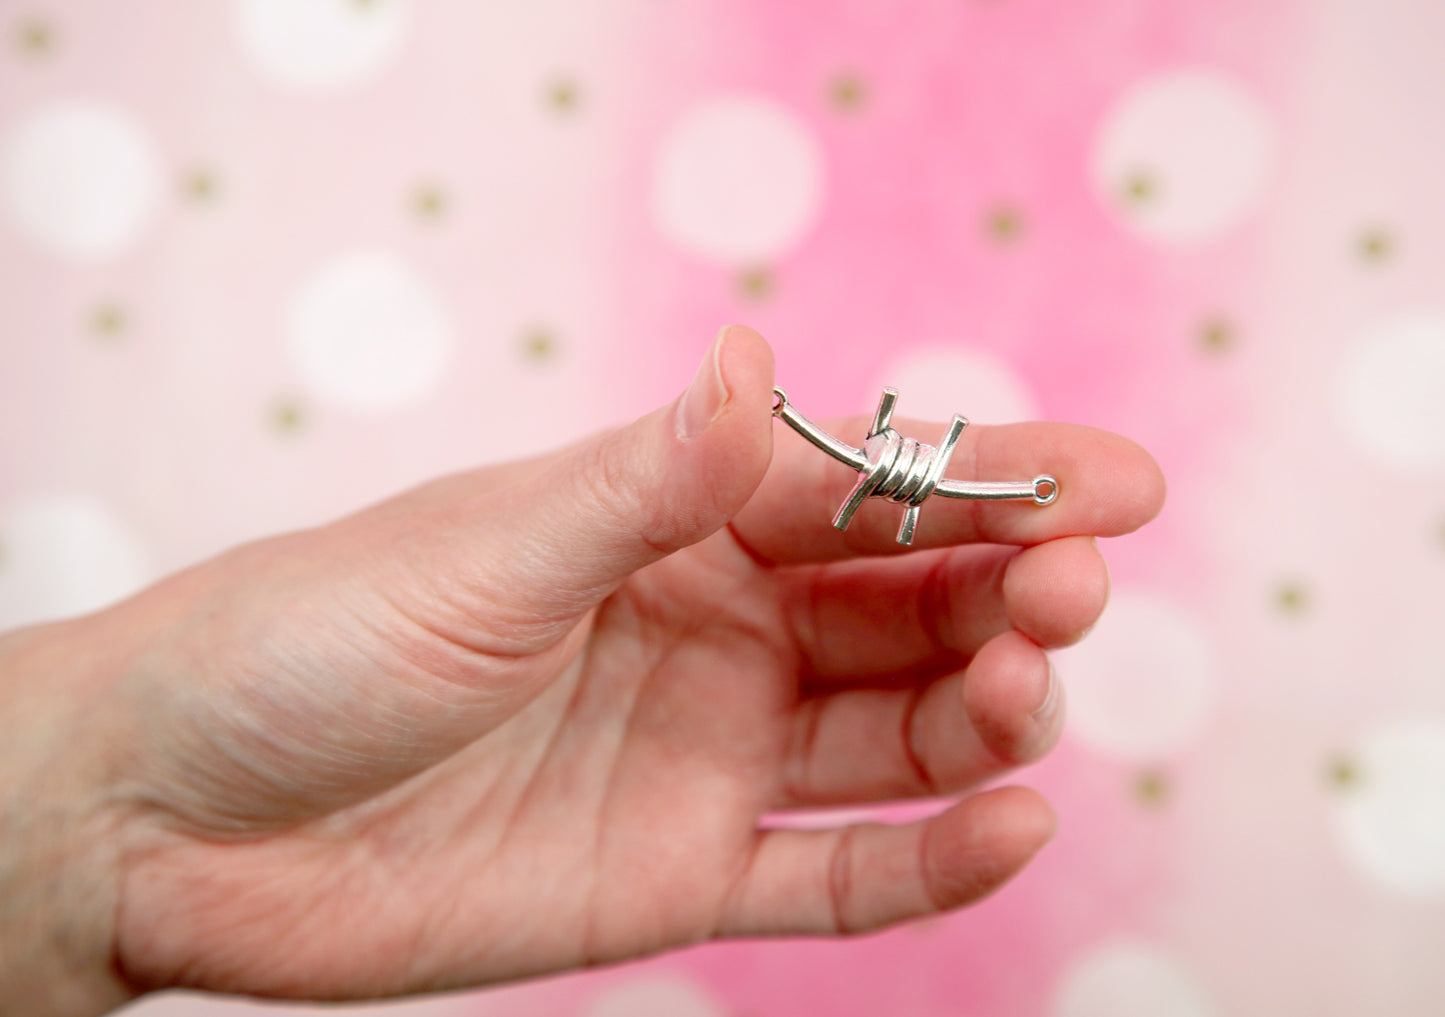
[771,386,1058,546]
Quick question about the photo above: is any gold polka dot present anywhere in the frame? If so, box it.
[521,328,558,363]
[1326,754,1361,791]
[1121,170,1158,205]
[984,204,1025,244]
[737,266,774,301]
[1134,769,1169,806]
[14,17,55,55]
[88,303,127,340]
[411,184,448,221]
[180,168,220,204]
[351,0,381,11]
[1357,227,1395,264]
[269,397,307,436]
[828,72,867,111]
[1199,316,1234,354]
[546,77,580,112]
[1274,580,1310,615]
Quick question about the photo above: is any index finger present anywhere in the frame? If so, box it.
[729,414,1166,563]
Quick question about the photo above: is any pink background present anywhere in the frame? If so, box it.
[3,2,1444,1015]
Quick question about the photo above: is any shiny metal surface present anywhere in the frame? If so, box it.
[771,386,1059,546]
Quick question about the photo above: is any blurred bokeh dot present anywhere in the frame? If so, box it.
[1356,226,1396,264]
[1273,579,1311,615]
[583,974,728,1017]
[1335,310,1445,470]
[0,495,151,630]
[984,203,1026,244]
[1055,941,1214,1017]
[2,100,162,260]
[1326,753,1361,790]
[286,249,454,411]
[521,327,558,364]
[651,94,825,264]
[874,347,1037,423]
[828,71,867,111]
[1198,316,1234,354]
[180,167,221,204]
[1330,718,1445,894]
[1092,68,1274,245]
[268,395,308,436]
[546,76,581,112]
[1134,769,1170,807]
[410,182,448,221]
[736,265,774,301]
[88,301,128,340]
[234,0,408,91]
[1052,590,1216,762]
[13,17,56,55]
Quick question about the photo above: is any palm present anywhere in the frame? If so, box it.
[118,531,803,996]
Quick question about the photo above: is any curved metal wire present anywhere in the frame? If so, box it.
[771,386,1058,545]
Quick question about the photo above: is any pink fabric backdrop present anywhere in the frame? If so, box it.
[3,2,1443,1015]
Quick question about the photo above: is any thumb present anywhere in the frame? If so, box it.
[455,324,777,647]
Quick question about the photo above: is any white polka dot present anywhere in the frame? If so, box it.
[1092,69,1275,244]
[1335,310,1445,471]
[873,347,1038,423]
[287,250,453,412]
[1052,591,1217,762]
[234,0,408,91]
[583,975,727,1017]
[1056,941,1214,1017]
[1331,718,1445,894]
[651,94,825,263]
[1,100,162,260]
[0,495,151,629]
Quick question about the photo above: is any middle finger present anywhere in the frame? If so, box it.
[785,535,1108,689]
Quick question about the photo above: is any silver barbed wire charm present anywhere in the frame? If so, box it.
[771,386,1058,546]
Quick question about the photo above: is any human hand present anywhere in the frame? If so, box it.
[0,326,1164,1013]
